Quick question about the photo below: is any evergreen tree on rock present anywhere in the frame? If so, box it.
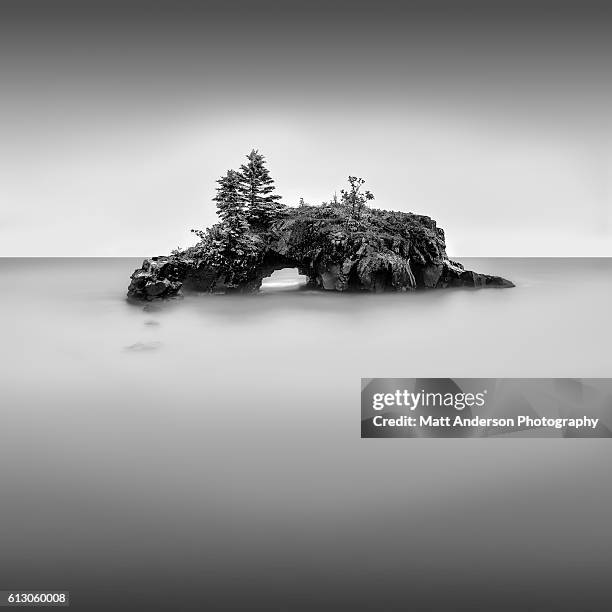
[213,169,249,246]
[238,149,285,226]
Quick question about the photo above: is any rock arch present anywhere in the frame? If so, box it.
[128,205,513,300]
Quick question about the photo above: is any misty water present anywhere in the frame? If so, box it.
[1,257,611,609]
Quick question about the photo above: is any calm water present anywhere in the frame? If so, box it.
[0,257,611,610]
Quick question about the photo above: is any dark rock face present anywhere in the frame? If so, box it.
[127,205,514,300]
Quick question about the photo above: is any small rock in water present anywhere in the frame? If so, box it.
[144,320,160,326]
[142,303,162,312]
[124,341,162,352]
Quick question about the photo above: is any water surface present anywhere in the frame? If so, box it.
[0,258,611,610]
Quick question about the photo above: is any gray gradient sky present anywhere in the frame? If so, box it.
[1,1,611,256]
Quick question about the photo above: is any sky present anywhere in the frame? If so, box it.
[0,0,610,256]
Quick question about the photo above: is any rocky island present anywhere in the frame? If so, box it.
[128,150,513,300]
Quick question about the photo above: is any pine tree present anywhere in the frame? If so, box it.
[238,149,285,226]
[214,169,249,244]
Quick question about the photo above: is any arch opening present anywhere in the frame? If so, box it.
[260,268,309,292]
